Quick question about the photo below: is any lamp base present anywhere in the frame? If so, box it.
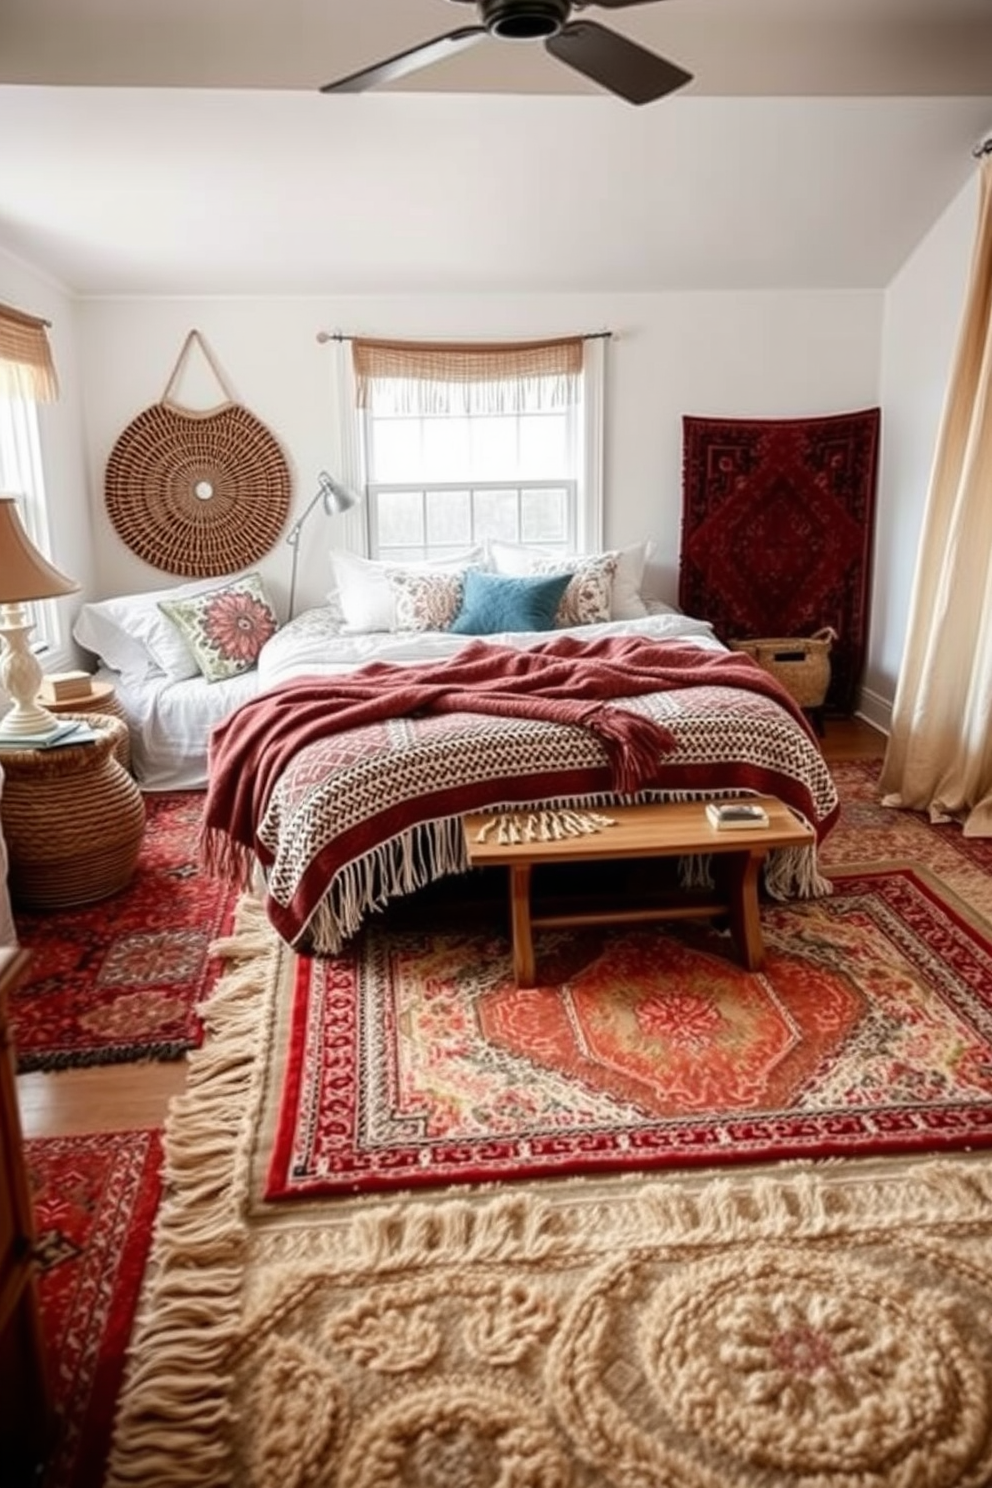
[0,605,61,739]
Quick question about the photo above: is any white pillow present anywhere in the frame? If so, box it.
[329,549,482,633]
[487,540,653,621]
[73,574,254,682]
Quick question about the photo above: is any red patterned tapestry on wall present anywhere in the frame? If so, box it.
[678,409,880,713]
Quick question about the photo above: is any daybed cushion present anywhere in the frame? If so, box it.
[73,572,265,683]
[158,573,279,682]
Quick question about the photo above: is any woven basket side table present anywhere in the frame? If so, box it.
[0,714,145,911]
[39,681,131,772]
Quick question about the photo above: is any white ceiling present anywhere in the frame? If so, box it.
[0,0,989,298]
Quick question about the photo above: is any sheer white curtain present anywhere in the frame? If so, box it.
[880,154,992,836]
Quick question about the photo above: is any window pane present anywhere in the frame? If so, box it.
[422,416,470,481]
[469,416,518,481]
[521,488,569,546]
[370,418,421,483]
[519,412,567,477]
[473,488,520,542]
[425,489,472,549]
[376,490,424,550]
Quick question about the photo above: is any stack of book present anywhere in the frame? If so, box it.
[0,719,98,751]
[705,801,770,830]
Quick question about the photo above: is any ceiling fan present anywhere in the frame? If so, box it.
[320,0,693,106]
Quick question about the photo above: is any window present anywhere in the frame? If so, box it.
[352,336,604,562]
[0,303,62,652]
[0,394,61,651]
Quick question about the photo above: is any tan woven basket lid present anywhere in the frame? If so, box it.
[104,331,291,578]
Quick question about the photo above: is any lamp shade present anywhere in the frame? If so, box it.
[316,470,357,515]
[0,494,78,603]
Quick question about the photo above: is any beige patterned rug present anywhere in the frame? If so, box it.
[106,766,992,1488]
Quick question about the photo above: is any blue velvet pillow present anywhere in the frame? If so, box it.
[449,569,574,635]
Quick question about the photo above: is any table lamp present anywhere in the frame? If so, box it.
[0,493,80,738]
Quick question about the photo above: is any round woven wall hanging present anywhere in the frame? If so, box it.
[104,330,292,577]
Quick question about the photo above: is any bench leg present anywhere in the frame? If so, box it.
[509,864,535,987]
[725,850,766,971]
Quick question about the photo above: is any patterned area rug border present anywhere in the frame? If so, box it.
[105,896,992,1488]
[260,862,992,1202]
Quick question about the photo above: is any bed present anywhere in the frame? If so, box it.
[205,610,839,957]
[72,551,840,955]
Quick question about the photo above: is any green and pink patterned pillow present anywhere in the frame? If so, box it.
[157,572,278,682]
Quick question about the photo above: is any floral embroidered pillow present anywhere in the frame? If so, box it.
[385,569,466,632]
[524,553,619,628]
[157,573,279,682]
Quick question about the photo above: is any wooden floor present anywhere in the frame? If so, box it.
[14,715,887,1142]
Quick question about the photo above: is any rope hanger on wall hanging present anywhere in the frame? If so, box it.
[104,329,292,578]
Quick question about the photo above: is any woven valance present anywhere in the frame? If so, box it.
[352,335,583,415]
[0,301,59,402]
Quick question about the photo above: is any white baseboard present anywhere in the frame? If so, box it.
[854,685,892,736]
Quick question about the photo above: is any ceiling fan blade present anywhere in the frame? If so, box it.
[577,1,673,8]
[546,20,692,104]
[320,27,487,94]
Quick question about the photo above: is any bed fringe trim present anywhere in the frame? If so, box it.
[299,791,830,953]
[103,894,275,1488]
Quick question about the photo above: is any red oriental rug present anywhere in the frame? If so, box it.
[11,793,240,1072]
[265,864,992,1201]
[679,409,880,713]
[27,1129,163,1488]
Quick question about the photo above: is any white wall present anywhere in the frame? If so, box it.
[0,248,95,669]
[76,291,882,622]
[866,173,979,728]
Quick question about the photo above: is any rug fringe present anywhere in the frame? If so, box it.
[253,1154,992,1284]
[104,893,275,1488]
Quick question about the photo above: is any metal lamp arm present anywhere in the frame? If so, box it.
[285,472,358,619]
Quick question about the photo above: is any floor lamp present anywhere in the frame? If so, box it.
[0,494,80,739]
[285,471,359,619]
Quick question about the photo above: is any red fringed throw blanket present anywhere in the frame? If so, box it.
[202,633,816,895]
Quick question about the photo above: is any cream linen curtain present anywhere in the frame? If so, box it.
[879,155,992,836]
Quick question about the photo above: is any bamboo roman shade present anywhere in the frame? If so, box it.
[352,335,583,415]
[0,302,59,402]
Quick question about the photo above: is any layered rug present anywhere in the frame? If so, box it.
[28,1129,162,1488]
[265,864,992,1199]
[11,792,240,1071]
[105,897,992,1488]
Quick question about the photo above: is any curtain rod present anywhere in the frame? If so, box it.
[0,300,52,329]
[316,329,613,345]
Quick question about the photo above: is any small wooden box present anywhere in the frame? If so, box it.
[38,670,93,704]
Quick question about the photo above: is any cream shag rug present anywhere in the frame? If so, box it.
[106,897,992,1488]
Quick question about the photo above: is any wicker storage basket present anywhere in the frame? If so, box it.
[0,714,145,910]
[730,627,837,709]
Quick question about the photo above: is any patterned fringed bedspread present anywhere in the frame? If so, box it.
[250,685,839,954]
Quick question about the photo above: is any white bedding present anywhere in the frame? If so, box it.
[102,607,723,792]
[100,665,260,791]
[257,605,725,690]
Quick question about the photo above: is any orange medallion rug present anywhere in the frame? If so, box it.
[266,863,992,1200]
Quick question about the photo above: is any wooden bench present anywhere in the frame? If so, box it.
[462,796,815,987]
